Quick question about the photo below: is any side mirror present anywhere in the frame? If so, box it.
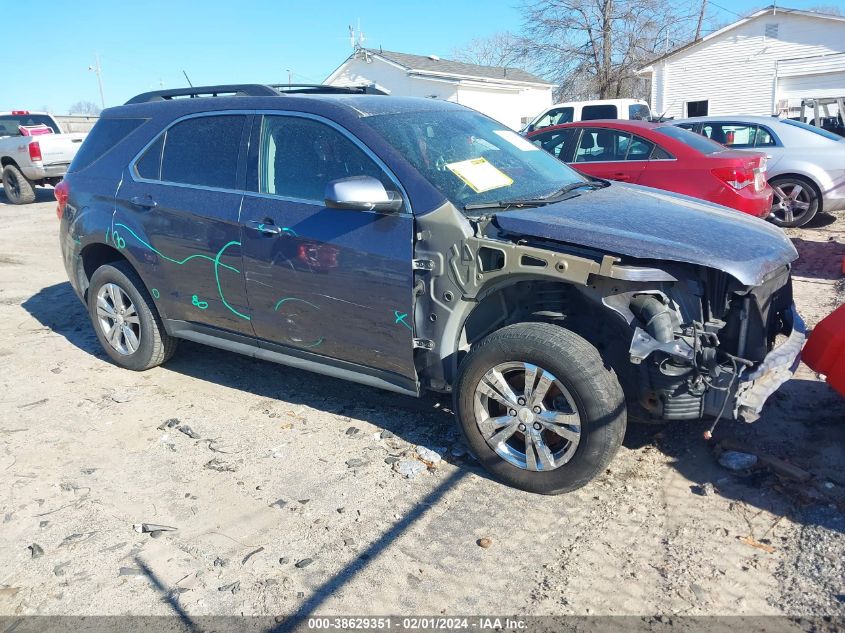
[324,176,403,213]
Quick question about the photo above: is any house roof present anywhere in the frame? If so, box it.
[330,49,553,86]
[638,5,845,73]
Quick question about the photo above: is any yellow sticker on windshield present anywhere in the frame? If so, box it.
[445,157,513,193]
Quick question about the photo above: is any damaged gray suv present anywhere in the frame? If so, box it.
[59,85,804,495]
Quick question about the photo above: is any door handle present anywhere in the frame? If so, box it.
[613,173,632,182]
[248,220,283,235]
[129,195,157,209]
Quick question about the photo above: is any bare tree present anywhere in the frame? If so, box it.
[68,101,102,115]
[522,0,703,100]
[450,31,529,68]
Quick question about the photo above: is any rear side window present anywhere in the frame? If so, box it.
[656,125,724,154]
[68,118,146,173]
[581,105,618,120]
[137,115,246,189]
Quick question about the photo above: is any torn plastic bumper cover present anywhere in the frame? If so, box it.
[733,305,806,422]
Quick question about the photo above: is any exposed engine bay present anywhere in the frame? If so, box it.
[412,197,805,425]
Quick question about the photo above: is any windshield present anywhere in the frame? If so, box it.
[0,114,59,137]
[363,110,586,210]
[657,125,725,154]
[780,118,843,142]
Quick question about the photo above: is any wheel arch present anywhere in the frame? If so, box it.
[769,171,825,212]
[77,242,138,300]
[0,156,18,169]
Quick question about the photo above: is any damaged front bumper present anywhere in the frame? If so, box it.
[732,305,806,422]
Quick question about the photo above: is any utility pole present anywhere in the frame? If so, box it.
[287,69,292,87]
[88,54,105,109]
[694,0,707,41]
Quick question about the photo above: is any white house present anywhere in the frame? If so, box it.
[638,6,845,119]
[325,48,554,130]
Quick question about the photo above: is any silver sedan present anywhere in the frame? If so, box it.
[672,115,845,227]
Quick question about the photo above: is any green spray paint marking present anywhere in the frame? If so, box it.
[113,223,239,273]
[394,310,412,331]
[214,241,250,320]
[274,297,323,348]
[151,288,160,299]
[111,230,126,249]
[191,295,209,310]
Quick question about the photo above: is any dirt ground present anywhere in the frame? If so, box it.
[1,187,844,628]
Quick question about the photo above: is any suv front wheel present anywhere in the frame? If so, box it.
[455,322,626,494]
[88,261,178,371]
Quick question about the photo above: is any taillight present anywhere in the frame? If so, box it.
[55,180,69,219]
[712,165,755,190]
[28,141,42,162]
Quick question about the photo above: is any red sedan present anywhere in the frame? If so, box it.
[525,120,773,217]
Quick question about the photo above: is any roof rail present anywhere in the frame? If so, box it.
[269,83,389,95]
[124,84,280,105]
[125,83,388,105]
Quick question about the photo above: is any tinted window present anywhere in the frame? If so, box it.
[256,116,389,202]
[628,104,651,121]
[69,118,146,173]
[651,146,674,160]
[530,129,577,161]
[581,105,618,120]
[575,128,631,162]
[781,118,844,142]
[626,135,655,159]
[534,107,574,129]
[135,134,164,180]
[158,115,246,189]
[754,126,778,147]
[0,114,60,137]
[657,125,724,154]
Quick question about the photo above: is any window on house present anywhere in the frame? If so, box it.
[686,100,709,117]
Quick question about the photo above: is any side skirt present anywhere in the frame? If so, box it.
[164,319,421,398]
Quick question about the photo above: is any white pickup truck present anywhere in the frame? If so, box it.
[0,111,86,204]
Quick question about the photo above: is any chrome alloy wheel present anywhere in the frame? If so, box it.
[96,283,141,355]
[473,362,581,471]
[771,182,812,225]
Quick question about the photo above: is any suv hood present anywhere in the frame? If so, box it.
[494,183,797,286]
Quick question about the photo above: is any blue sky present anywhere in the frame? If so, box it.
[6,0,843,114]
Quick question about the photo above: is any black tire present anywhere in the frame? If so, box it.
[2,164,36,204]
[455,322,626,494]
[769,175,820,228]
[87,261,178,371]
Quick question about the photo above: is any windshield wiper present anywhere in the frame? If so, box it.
[463,180,608,212]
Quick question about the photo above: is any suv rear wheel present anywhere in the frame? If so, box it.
[2,165,36,205]
[455,322,626,494]
[87,261,177,370]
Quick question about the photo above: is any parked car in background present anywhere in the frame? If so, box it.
[525,120,772,217]
[522,99,651,133]
[57,83,803,494]
[0,111,86,204]
[672,115,845,227]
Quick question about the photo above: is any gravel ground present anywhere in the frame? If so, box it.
[0,187,843,627]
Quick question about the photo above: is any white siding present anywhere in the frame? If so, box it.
[457,82,552,130]
[327,57,458,100]
[657,13,845,118]
[326,56,553,130]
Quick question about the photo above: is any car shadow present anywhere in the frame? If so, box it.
[803,211,838,229]
[0,184,57,205]
[22,282,845,539]
[790,237,845,280]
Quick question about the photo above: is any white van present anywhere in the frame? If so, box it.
[522,99,652,133]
